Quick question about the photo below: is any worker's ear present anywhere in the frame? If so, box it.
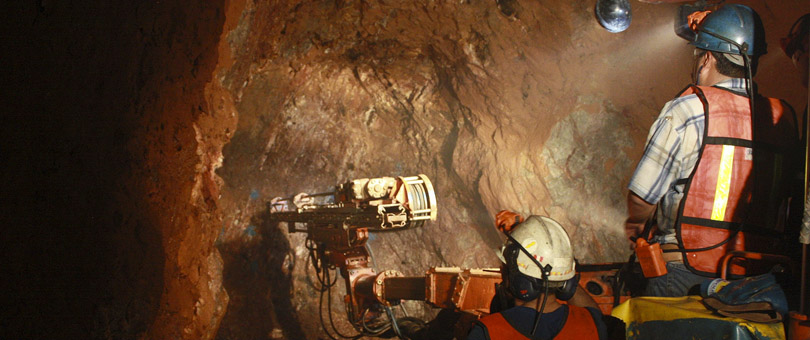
[702,52,717,72]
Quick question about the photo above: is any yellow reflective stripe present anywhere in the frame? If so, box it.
[711,145,735,221]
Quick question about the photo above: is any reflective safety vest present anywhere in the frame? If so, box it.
[674,85,798,277]
[474,305,599,340]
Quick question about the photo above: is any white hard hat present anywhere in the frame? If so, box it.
[497,215,576,282]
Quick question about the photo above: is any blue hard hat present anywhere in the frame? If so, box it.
[691,4,767,56]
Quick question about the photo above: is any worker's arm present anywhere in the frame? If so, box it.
[625,100,685,248]
[625,191,656,248]
[568,285,599,310]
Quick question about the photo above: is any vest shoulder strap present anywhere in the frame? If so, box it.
[476,313,529,340]
[556,305,600,339]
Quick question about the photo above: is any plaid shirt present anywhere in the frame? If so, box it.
[628,79,749,244]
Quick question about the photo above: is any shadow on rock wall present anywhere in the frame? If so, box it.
[3,0,231,338]
[216,208,306,340]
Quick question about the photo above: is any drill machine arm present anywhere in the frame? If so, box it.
[266,175,438,326]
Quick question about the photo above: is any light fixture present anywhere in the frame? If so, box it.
[595,0,632,33]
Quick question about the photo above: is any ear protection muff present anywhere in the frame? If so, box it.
[503,241,545,302]
[554,273,580,301]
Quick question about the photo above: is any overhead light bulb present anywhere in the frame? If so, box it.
[595,0,632,33]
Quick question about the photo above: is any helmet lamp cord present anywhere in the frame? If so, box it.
[530,265,552,337]
[505,233,554,338]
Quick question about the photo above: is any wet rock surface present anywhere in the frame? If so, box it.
[3,0,808,339]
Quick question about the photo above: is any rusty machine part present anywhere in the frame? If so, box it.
[370,270,406,306]
[578,268,631,315]
[358,267,504,316]
[426,267,503,315]
[366,266,631,316]
[266,175,438,338]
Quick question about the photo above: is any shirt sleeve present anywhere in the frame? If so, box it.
[628,101,685,205]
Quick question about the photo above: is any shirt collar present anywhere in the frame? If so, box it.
[714,78,748,91]
[713,78,750,95]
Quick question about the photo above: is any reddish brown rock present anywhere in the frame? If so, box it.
[3,0,808,339]
[215,1,809,339]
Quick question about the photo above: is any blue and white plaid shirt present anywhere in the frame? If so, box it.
[628,79,749,244]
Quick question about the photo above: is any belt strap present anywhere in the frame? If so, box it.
[660,244,683,263]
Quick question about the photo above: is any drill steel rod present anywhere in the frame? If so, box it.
[272,191,337,203]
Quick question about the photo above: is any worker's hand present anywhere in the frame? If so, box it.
[495,210,524,234]
[625,221,643,250]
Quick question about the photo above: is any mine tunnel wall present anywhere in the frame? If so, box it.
[3,1,235,338]
[2,0,808,339]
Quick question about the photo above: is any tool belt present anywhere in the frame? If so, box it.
[660,244,683,263]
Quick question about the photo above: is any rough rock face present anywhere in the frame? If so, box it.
[3,0,808,339]
[215,1,807,339]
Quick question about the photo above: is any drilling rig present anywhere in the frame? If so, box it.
[266,174,629,339]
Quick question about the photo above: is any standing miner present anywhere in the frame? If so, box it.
[625,4,800,297]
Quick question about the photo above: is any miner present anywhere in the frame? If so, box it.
[625,4,800,297]
[467,214,608,340]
